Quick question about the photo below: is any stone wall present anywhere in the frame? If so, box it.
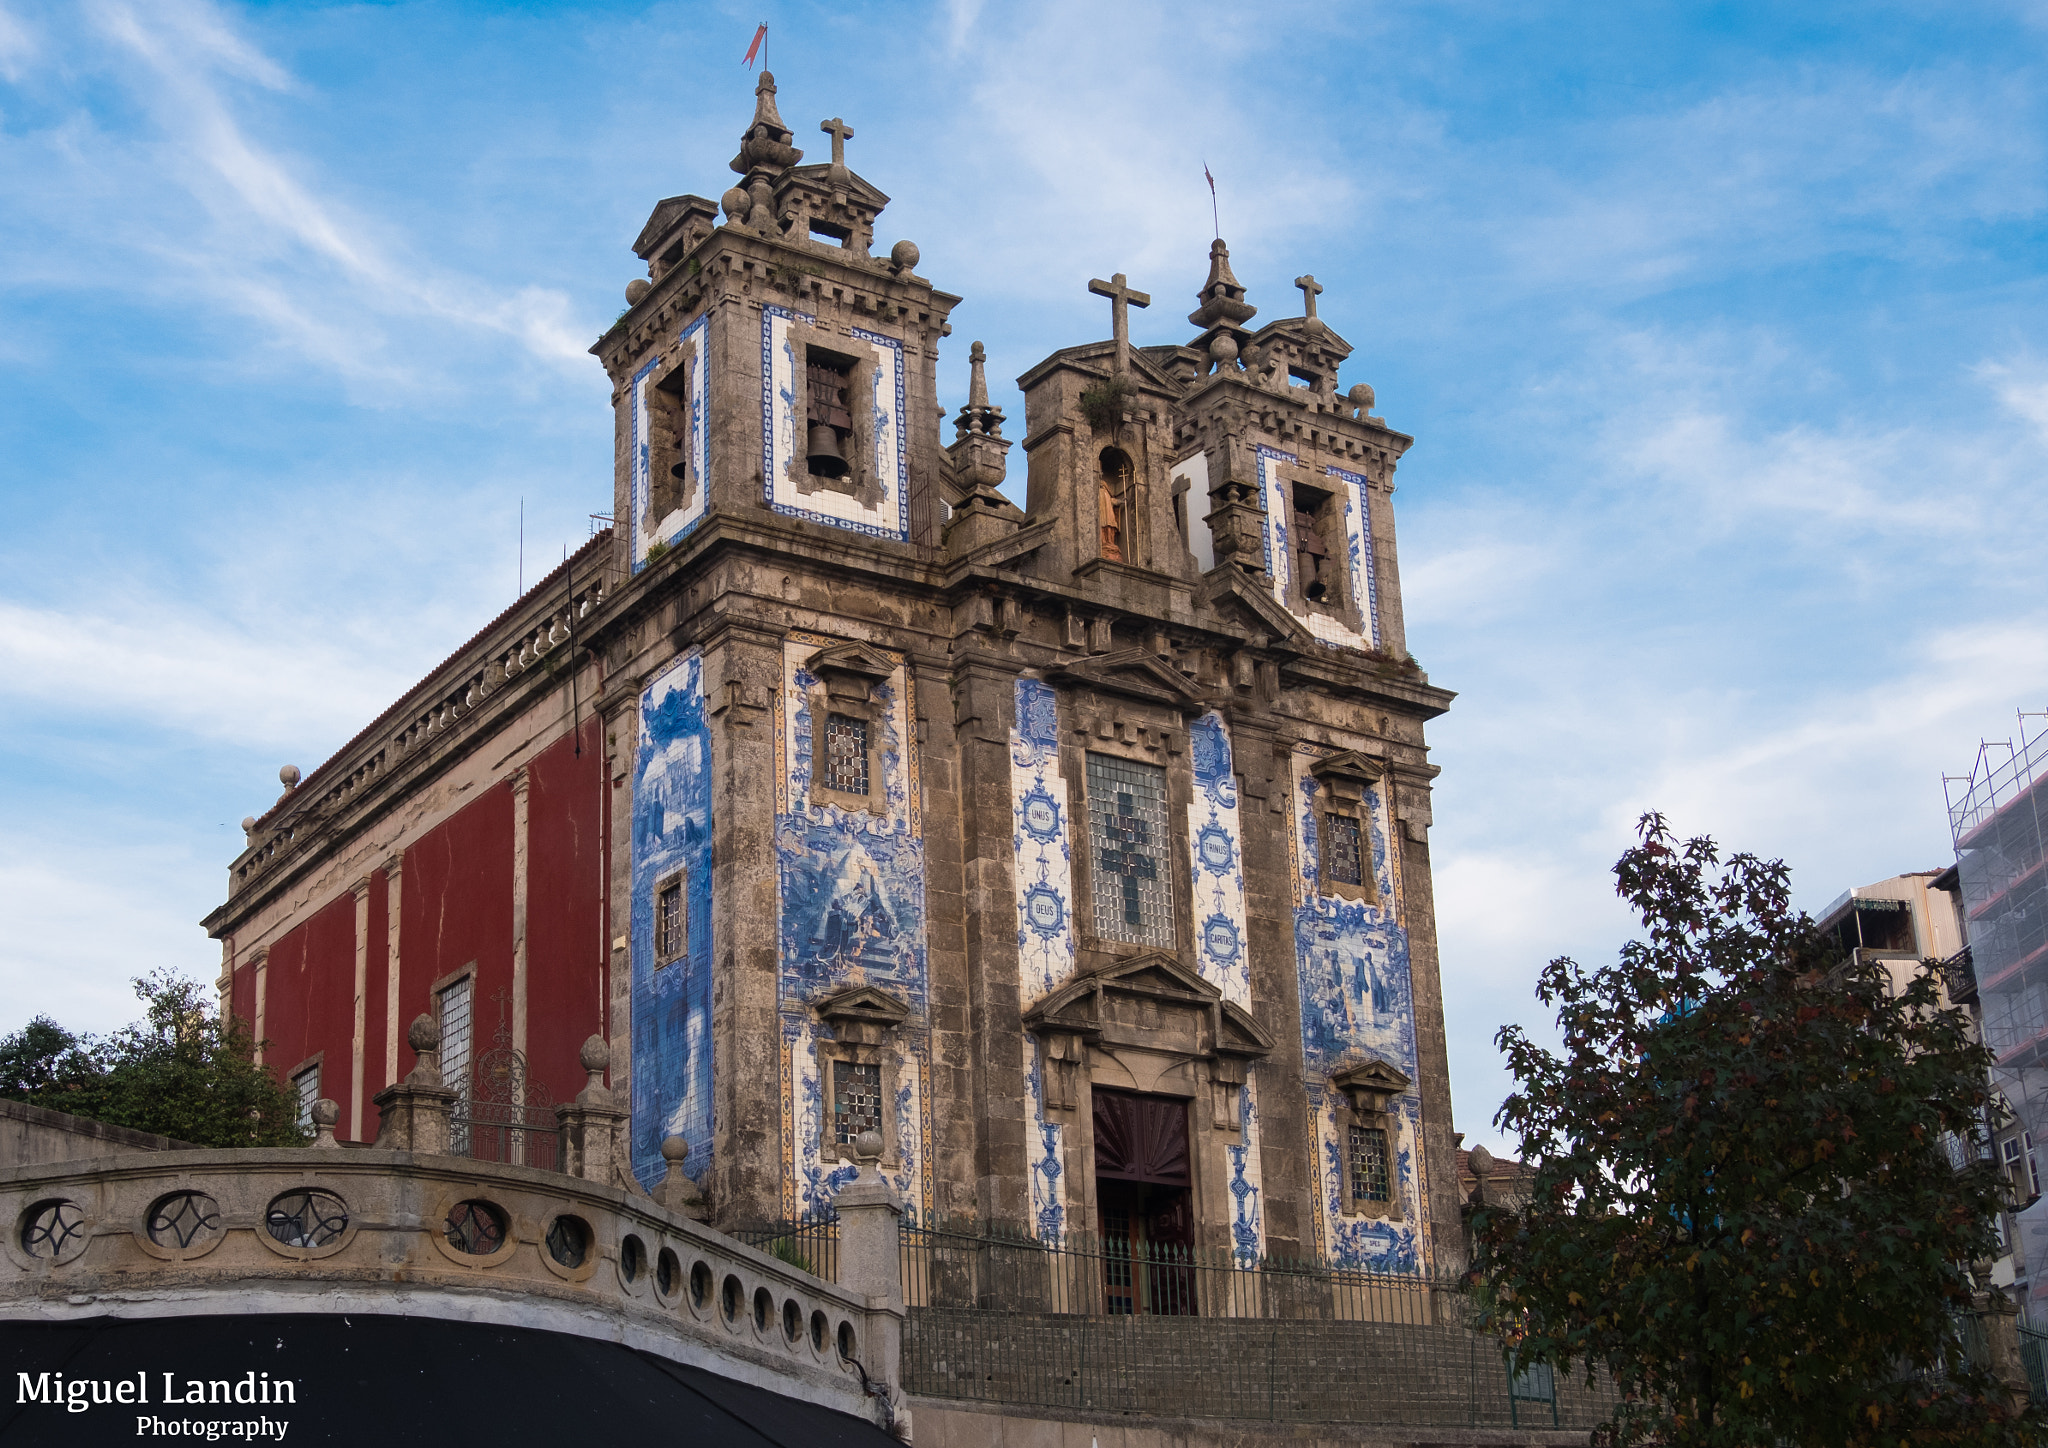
[0,1101,196,1168]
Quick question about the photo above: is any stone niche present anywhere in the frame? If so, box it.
[1023,951,1271,1131]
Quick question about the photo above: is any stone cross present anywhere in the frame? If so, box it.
[1295,274,1323,320]
[820,117,854,169]
[1088,272,1150,375]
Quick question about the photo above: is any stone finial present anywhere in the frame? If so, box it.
[1468,1144,1494,1180]
[624,278,650,306]
[278,765,301,792]
[1088,272,1150,377]
[889,239,919,275]
[730,70,803,175]
[1207,333,1239,373]
[240,816,256,834]
[575,1034,612,1106]
[854,1129,884,1167]
[310,1098,341,1148]
[656,1134,708,1218]
[1188,238,1256,330]
[720,186,748,222]
[952,341,1006,442]
[404,1013,443,1087]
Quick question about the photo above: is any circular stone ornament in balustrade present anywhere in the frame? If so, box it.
[655,1246,682,1303]
[782,1297,803,1345]
[810,1309,829,1356]
[11,1198,91,1268]
[688,1258,714,1316]
[438,1199,511,1264]
[721,1273,744,1328]
[836,1320,858,1367]
[540,1214,597,1283]
[617,1233,647,1291]
[752,1285,774,1335]
[258,1188,353,1260]
[139,1190,226,1261]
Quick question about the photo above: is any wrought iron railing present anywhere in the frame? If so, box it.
[731,1215,841,1283]
[449,1097,560,1173]
[899,1219,1438,1323]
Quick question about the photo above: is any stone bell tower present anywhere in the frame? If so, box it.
[595,70,961,575]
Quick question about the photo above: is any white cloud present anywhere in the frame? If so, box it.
[0,3,37,82]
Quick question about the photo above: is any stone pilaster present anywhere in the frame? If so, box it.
[349,875,372,1142]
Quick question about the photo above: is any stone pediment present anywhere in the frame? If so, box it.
[633,194,719,261]
[950,517,1054,572]
[1016,342,1183,399]
[1332,1057,1411,1113]
[1047,648,1208,712]
[813,984,910,1047]
[1309,750,1385,804]
[778,164,892,213]
[1249,315,1354,362]
[803,642,896,701]
[1199,570,1311,650]
[1024,950,1272,1062]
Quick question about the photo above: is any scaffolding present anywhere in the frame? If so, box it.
[1948,709,2048,1319]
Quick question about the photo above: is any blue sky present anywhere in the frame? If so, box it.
[2,0,2045,1154]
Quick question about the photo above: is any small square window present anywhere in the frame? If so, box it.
[1086,753,1174,948]
[833,1061,882,1146]
[1349,1124,1390,1204]
[656,874,687,964]
[1326,815,1364,887]
[823,714,870,796]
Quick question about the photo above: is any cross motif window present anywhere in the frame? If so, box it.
[833,1061,883,1145]
[1349,1124,1390,1204]
[1086,753,1174,947]
[824,714,870,796]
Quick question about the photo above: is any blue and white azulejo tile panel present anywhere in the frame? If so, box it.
[1255,444,1380,652]
[759,307,910,542]
[1187,711,1252,1009]
[1286,745,1428,1272]
[1010,677,1077,1241]
[772,634,931,1222]
[630,651,715,1190]
[1225,1081,1265,1264]
[630,314,711,573]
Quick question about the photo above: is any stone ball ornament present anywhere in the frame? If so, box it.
[854,1129,884,1163]
[1348,382,1376,414]
[889,239,919,272]
[1467,1144,1494,1180]
[279,764,301,788]
[624,278,651,306]
[721,187,749,221]
[1208,333,1239,366]
[661,1135,690,1165]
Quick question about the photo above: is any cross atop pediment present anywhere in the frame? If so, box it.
[820,116,854,170]
[1088,271,1151,375]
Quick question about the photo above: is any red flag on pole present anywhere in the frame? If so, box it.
[743,23,768,68]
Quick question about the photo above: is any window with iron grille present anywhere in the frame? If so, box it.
[292,1064,319,1132]
[438,978,473,1093]
[833,1061,882,1146]
[1326,814,1365,887]
[823,713,870,797]
[1087,753,1174,947]
[656,873,686,964]
[1350,1124,1391,1203]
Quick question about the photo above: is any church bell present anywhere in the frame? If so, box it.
[806,422,849,479]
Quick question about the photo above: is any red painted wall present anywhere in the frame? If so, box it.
[260,892,357,1127]
[363,868,390,1125]
[525,714,608,1104]
[230,956,257,1035]
[398,782,515,1076]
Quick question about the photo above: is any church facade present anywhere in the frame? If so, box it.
[203,74,1461,1277]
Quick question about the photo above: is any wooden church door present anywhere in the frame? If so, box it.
[1092,1089,1197,1314]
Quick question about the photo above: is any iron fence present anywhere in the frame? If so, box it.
[731,1215,841,1282]
[900,1219,1438,1323]
[449,1098,560,1173]
[2022,1325,2048,1402]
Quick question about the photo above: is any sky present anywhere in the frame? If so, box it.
[2,0,2045,1155]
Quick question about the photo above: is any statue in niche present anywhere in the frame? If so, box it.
[1098,448,1134,563]
[1295,505,1331,601]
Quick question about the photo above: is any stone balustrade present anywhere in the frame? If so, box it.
[0,1028,907,1437]
[232,560,612,892]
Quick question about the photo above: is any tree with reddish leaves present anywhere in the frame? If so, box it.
[1474,814,2037,1447]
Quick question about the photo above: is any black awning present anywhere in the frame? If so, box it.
[0,1313,898,1446]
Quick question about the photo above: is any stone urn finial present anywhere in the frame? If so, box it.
[404,1012,443,1087]
[854,1129,884,1168]
[577,1036,606,1089]
[309,1098,341,1148]
[656,1135,707,1218]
